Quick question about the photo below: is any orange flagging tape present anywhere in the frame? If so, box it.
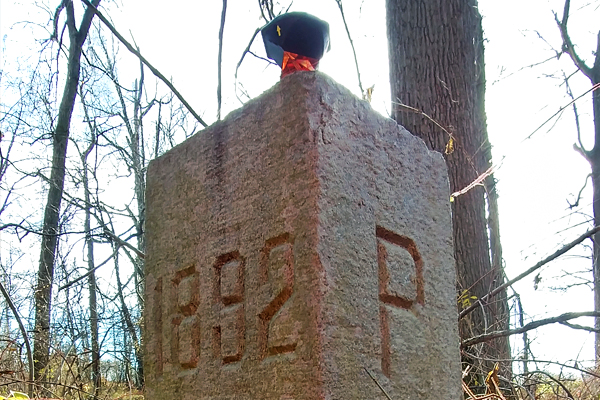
[281,51,319,77]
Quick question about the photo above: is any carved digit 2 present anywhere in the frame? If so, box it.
[258,233,297,358]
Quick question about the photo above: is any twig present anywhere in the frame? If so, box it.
[335,0,364,96]
[445,81,598,199]
[559,321,599,332]
[525,370,575,400]
[103,228,145,259]
[451,165,496,200]
[459,225,600,319]
[567,173,591,209]
[248,50,277,64]
[462,351,600,379]
[462,311,600,347]
[393,101,456,142]
[0,280,33,396]
[58,245,119,291]
[234,27,263,103]
[80,0,208,127]
[217,0,227,120]
[555,0,593,79]
[563,72,586,155]
[523,82,600,141]
[462,380,478,399]
[364,367,393,400]
[514,292,530,376]
[526,360,600,379]
[258,0,275,20]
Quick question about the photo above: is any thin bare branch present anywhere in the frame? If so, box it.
[567,173,591,209]
[451,165,497,200]
[217,0,227,120]
[79,0,208,127]
[555,0,593,79]
[58,245,119,291]
[523,82,600,141]
[393,101,456,141]
[364,368,392,400]
[234,27,273,104]
[462,311,600,347]
[559,320,599,332]
[564,72,587,154]
[103,228,145,259]
[335,0,364,96]
[524,370,575,400]
[0,280,33,395]
[460,225,600,319]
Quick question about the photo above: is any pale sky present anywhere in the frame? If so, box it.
[1,0,600,373]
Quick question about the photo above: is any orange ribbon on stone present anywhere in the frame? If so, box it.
[281,51,319,77]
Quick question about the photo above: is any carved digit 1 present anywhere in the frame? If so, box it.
[148,276,163,376]
[258,233,297,358]
[376,226,424,378]
[213,251,245,364]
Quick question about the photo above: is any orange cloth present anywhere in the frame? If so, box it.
[281,51,319,77]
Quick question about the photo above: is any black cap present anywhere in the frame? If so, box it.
[261,12,331,68]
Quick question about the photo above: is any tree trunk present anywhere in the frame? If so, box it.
[33,0,100,385]
[592,40,600,362]
[593,161,600,363]
[113,248,144,388]
[386,0,510,389]
[81,99,101,398]
[591,74,600,363]
[85,175,101,399]
[556,0,600,364]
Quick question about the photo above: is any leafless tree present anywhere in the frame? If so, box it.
[33,0,100,386]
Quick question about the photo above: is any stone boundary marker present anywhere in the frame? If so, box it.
[144,72,460,399]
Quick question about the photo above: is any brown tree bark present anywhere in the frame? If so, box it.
[33,0,100,385]
[386,0,510,389]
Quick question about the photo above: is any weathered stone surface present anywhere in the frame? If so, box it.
[144,72,460,399]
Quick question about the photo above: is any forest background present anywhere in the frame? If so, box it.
[0,0,599,398]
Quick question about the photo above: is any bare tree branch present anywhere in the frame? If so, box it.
[79,0,208,128]
[57,245,119,291]
[555,0,593,79]
[567,173,591,209]
[524,370,575,400]
[559,320,599,332]
[335,0,364,96]
[364,368,392,400]
[462,350,600,380]
[234,27,277,104]
[460,225,600,319]
[217,0,227,120]
[462,311,600,347]
[0,280,33,396]
[258,0,276,21]
[523,82,600,142]
[103,228,145,259]
[564,72,588,155]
